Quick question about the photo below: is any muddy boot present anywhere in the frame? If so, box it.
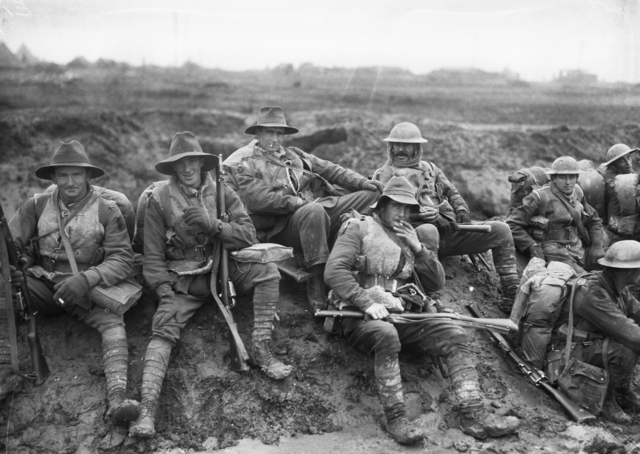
[306,264,328,312]
[250,297,292,380]
[602,386,633,424]
[376,354,425,445]
[448,351,519,439]
[102,326,140,425]
[493,244,519,315]
[130,338,172,438]
[616,379,640,414]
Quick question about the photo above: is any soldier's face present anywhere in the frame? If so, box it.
[552,174,578,196]
[173,157,204,188]
[257,127,286,153]
[611,155,632,174]
[52,167,90,203]
[389,142,418,165]
[380,200,413,225]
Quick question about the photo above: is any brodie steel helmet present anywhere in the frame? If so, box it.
[546,156,584,175]
[598,240,640,268]
[383,122,428,144]
[603,143,638,167]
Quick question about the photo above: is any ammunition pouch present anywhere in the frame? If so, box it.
[166,243,213,262]
[529,215,550,231]
[545,226,579,242]
[41,256,92,274]
[557,324,603,343]
[357,273,407,293]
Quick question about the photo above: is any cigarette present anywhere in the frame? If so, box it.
[58,298,65,305]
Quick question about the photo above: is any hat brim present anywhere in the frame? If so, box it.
[370,194,421,209]
[597,257,640,268]
[35,163,105,180]
[603,148,639,167]
[383,137,428,143]
[245,124,299,135]
[546,170,584,176]
[155,152,218,175]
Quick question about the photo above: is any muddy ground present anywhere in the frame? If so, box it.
[2,65,640,453]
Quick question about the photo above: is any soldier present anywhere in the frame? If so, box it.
[373,122,519,314]
[7,140,139,424]
[600,144,640,244]
[552,240,640,424]
[234,106,383,312]
[324,176,520,444]
[130,132,289,438]
[507,156,605,273]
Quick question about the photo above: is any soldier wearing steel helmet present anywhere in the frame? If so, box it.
[507,156,605,273]
[599,144,640,245]
[551,240,640,424]
[373,122,520,314]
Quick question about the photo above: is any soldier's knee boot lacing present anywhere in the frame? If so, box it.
[102,326,140,425]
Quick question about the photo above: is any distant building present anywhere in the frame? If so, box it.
[424,67,521,86]
[555,70,598,85]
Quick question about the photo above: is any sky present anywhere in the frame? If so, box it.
[1,0,639,82]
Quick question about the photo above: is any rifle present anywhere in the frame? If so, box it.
[466,304,596,423]
[315,310,517,334]
[276,262,311,283]
[212,156,250,372]
[0,203,50,385]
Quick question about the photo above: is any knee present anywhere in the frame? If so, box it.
[488,221,514,244]
[299,202,328,221]
[415,224,440,252]
[370,323,401,353]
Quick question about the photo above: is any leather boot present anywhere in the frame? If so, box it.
[376,353,425,445]
[602,385,632,424]
[498,273,519,315]
[493,242,519,315]
[250,297,292,380]
[448,351,520,439]
[616,379,640,414]
[129,338,172,438]
[306,264,328,312]
[102,326,140,425]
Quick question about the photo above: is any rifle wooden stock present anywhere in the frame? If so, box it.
[458,224,491,233]
[466,304,596,423]
[0,203,50,385]
[315,310,517,334]
[215,157,249,372]
[276,262,311,283]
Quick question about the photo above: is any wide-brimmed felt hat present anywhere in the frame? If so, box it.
[370,176,420,209]
[244,106,299,135]
[35,140,105,180]
[155,131,218,175]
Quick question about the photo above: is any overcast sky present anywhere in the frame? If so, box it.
[2,0,638,82]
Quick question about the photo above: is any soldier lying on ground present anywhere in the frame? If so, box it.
[507,156,605,273]
[551,240,640,424]
[233,106,383,312]
[7,140,140,425]
[324,176,520,445]
[600,144,640,245]
[373,122,519,314]
[130,132,290,438]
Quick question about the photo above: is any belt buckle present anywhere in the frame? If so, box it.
[390,278,397,293]
[194,245,205,262]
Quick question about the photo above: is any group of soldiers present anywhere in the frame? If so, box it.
[1,104,639,445]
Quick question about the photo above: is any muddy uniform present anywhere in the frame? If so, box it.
[507,184,605,273]
[9,187,133,330]
[553,270,640,394]
[374,158,518,309]
[602,169,640,245]
[143,174,279,344]
[325,215,488,433]
[235,142,379,267]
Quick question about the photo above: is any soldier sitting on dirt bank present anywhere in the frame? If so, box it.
[373,122,519,314]
[233,106,383,312]
[507,156,605,273]
[551,240,640,424]
[600,144,640,245]
[130,132,290,438]
[6,141,140,424]
[324,176,520,445]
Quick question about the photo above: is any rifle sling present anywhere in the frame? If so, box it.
[0,226,24,378]
[250,154,338,195]
[550,185,591,247]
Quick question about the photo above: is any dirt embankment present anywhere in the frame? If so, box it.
[2,109,640,454]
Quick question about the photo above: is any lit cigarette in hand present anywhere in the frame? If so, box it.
[58,298,65,305]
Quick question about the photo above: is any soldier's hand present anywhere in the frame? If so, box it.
[586,245,605,267]
[456,212,471,224]
[365,302,389,320]
[182,206,217,234]
[53,274,90,307]
[409,206,439,223]
[361,179,384,192]
[528,244,545,260]
[392,220,422,254]
[433,215,459,239]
